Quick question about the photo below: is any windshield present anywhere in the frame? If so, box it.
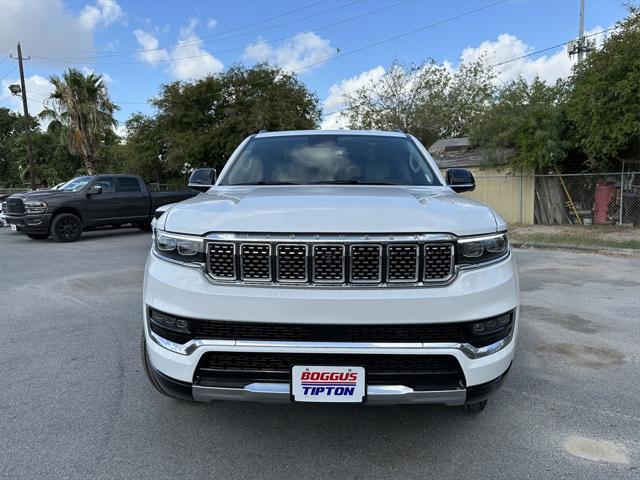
[220,135,441,186]
[59,176,94,192]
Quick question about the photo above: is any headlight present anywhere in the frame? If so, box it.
[24,201,48,214]
[153,229,205,264]
[457,232,508,264]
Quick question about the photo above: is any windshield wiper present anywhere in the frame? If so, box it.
[310,180,400,185]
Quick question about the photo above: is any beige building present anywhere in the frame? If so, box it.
[430,138,534,225]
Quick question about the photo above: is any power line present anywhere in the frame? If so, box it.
[27,0,367,61]
[491,26,615,67]
[0,64,18,81]
[320,27,616,119]
[29,0,410,65]
[22,0,332,55]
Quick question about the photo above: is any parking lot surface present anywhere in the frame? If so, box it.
[1,227,638,479]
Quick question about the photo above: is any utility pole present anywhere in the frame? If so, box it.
[567,0,595,63]
[12,43,37,190]
[577,0,585,63]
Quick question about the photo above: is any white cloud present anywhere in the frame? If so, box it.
[0,0,125,64]
[133,29,170,63]
[133,21,224,81]
[171,33,224,80]
[1,75,55,128]
[79,0,125,29]
[244,32,334,74]
[81,66,113,84]
[460,27,605,84]
[207,18,218,30]
[1,0,93,58]
[321,66,385,129]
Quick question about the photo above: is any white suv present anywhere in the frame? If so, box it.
[142,130,518,411]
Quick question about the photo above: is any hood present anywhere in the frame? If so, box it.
[11,190,76,201]
[162,186,499,236]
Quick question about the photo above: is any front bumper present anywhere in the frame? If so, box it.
[143,251,519,404]
[5,213,52,234]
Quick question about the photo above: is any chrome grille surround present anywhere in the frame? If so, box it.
[423,244,455,282]
[207,242,236,280]
[240,243,271,282]
[387,244,420,283]
[313,244,346,283]
[204,233,462,287]
[349,244,382,283]
[276,244,308,283]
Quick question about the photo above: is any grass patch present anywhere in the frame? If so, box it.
[510,232,640,250]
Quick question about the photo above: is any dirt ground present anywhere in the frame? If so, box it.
[509,224,640,250]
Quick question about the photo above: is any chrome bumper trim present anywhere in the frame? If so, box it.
[147,324,515,359]
[191,382,466,405]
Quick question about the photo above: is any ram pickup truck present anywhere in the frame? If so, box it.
[4,174,197,242]
[143,130,519,411]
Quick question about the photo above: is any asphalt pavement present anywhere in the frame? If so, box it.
[0,227,638,479]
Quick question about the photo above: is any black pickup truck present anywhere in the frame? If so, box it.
[3,174,197,242]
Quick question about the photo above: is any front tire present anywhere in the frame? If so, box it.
[27,233,49,240]
[50,213,82,242]
[458,399,488,413]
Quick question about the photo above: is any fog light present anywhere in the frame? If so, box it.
[149,308,190,334]
[176,319,189,329]
[471,322,485,333]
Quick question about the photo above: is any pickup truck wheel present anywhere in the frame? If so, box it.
[26,233,49,240]
[141,331,187,401]
[458,400,488,413]
[50,213,82,242]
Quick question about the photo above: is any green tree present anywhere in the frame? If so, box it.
[41,68,119,174]
[470,78,573,172]
[566,7,640,170]
[0,108,22,185]
[123,113,169,183]
[149,63,320,175]
[342,58,495,146]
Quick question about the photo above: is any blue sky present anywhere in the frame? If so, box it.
[0,0,629,131]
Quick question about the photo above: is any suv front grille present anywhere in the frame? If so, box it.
[6,198,25,215]
[206,237,454,286]
[240,243,271,281]
[194,352,465,390]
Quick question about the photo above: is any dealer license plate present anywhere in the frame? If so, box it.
[291,366,365,403]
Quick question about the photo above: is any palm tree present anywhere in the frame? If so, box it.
[41,68,119,174]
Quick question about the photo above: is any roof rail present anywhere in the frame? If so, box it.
[257,129,268,134]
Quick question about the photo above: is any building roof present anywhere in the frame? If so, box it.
[429,137,514,169]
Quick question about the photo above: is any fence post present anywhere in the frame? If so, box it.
[519,170,523,224]
[619,160,624,225]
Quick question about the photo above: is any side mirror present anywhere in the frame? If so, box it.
[446,168,475,193]
[87,185,102,196]
[188,168,216,193]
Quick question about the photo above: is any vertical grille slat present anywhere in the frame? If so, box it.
[208,243,236,280]
[276,244,308,283]
[313,245,345,283]
[350,245,382,283]
[240,244,272,281]
[206,238,455,286]
[423,244,454,281]
[387,244,419,282]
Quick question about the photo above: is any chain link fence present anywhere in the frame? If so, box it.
[472,171,640,226]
